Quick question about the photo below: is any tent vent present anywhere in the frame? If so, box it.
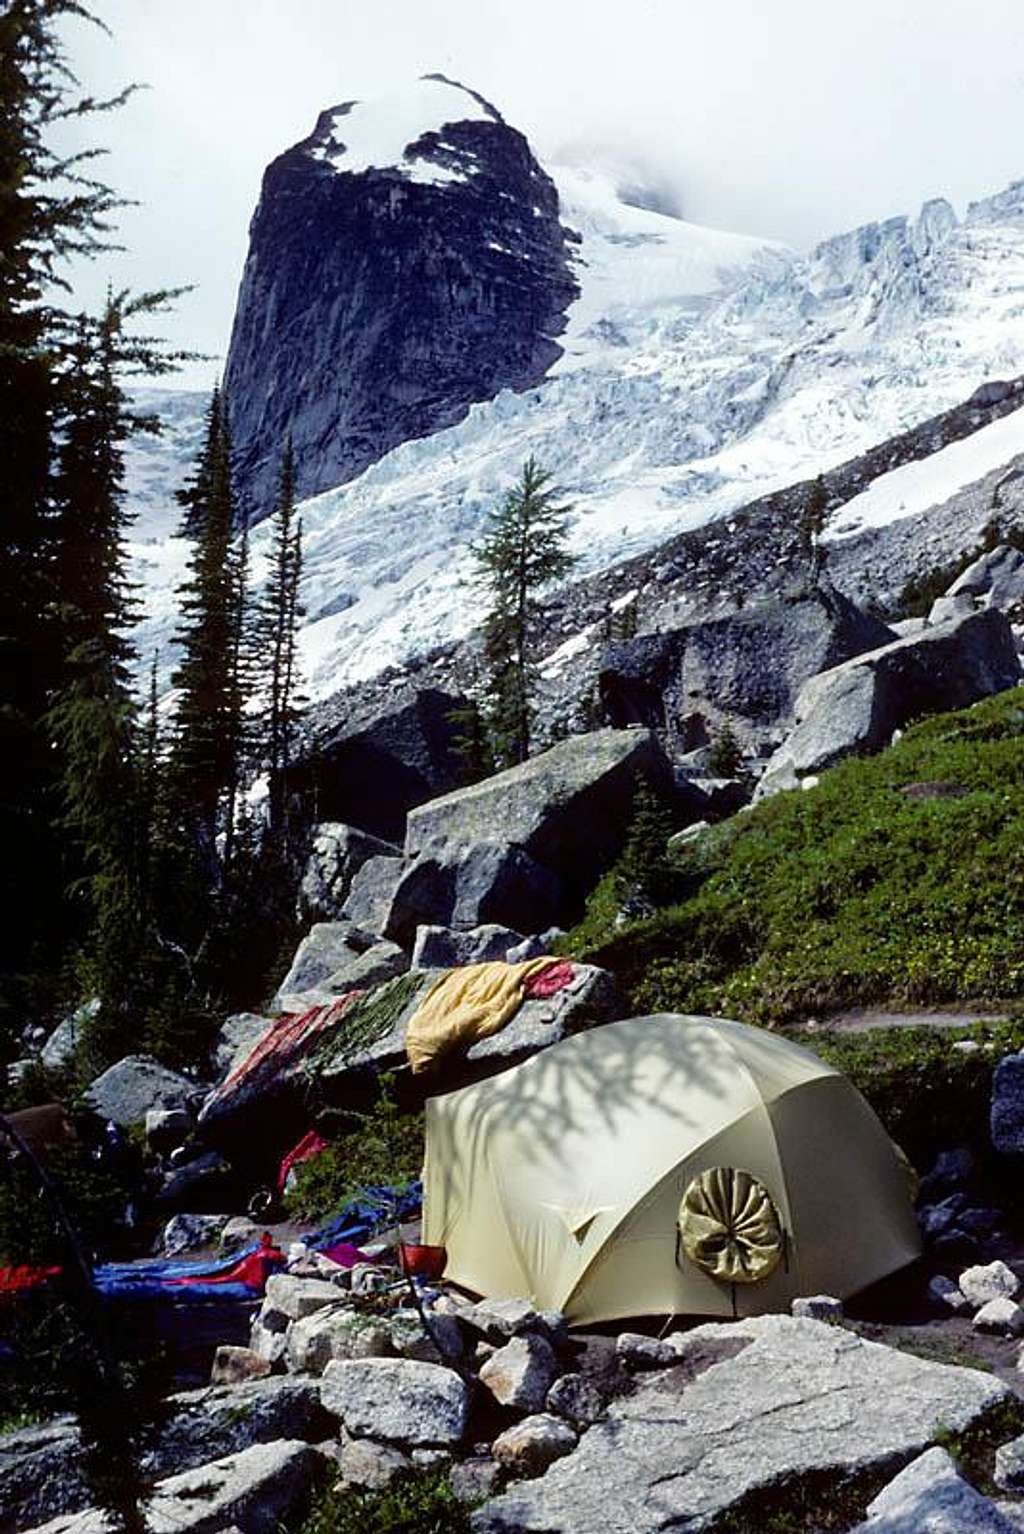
[677,1167,783,1285]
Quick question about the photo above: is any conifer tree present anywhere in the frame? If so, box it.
[47,290,189,1026]
[0,1,131,1029]
[799,476,829,583]
[471,457,575,766]
[259,440,305,843]
[169,396,241,886]
[176,383,222,538]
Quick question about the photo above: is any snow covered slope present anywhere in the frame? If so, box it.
[127,168,1024,702]
[824,406,1024,542]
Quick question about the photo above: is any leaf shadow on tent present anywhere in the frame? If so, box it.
[450,1014,736,1174]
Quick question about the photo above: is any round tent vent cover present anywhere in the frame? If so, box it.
[678,1167,783,1284]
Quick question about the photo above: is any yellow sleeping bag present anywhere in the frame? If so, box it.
[405,958,558,1075]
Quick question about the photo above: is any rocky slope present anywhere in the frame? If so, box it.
[223,75,580,515]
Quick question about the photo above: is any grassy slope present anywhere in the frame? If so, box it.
[569,688,1024,1026]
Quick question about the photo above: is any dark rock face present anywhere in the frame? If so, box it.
[597,587,895,749]
[224,75,579,515]
[294,685,472,845]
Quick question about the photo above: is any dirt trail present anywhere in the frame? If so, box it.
[802,1008,1010,1034]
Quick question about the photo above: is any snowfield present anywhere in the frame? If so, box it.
[124,162,1024,702]
[823,406,1024,541]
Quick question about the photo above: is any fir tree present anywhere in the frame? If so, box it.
[614,780,675,917]
[168,395,242,887]
[799,476,829,583]
[259,440,305,843]
[47,290,190,1032]
[708,721,744,778]
[175,383,222,538]
[0,1,131,1034]
[471,457,575,766]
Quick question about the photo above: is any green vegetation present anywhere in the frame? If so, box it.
[613,781,677,917]
[285,1079,424,1223]
[470,457,575,767]
[801,1019,1024,1161]
[0,1139,141,1266]
[569,689,1024,1027]
[293,1470,474,1534]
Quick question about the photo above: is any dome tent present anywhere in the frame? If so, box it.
[422,1014,921,1325]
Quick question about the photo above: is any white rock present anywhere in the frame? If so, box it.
[285,1310,391,1375]
[337,1433,410,1490]
[264,1273,345,1321]
[851,1445,1018,1532]
[973,1297,1024,1335]
[546,1373,604,1429]
[995,1432,1024,1492]
[791,1295,844,1321]
[615,1333,677,1370]
[210,1345,273,1385]
[320,1357,469,1447]
[928,1275,973,1314]
[959,1261,1021,1307]
[479,1335,558,1413]
[491,1415,578,1478]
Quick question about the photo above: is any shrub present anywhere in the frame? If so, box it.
[292,1469,474,1534]
[284,1079,424,1223]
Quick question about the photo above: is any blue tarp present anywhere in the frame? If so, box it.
[308,1181,423,1251]
[91,1180,424,1301]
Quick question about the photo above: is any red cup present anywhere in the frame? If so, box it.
[399,1242,447,1280]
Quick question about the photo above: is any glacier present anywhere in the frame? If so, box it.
[124,166,1024,703]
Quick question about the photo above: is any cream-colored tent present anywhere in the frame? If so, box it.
[422,1014,921,1325]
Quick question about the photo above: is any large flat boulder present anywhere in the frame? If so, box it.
[383,842,564,948]
[313,962,622,1103]
[400,729,672,933]
[298,822,402,922]
[84,1056,198,1130]
[758,608,1021,793]
[471,1314,1010,1534]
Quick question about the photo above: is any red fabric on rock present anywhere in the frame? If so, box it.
[522,960,575,999]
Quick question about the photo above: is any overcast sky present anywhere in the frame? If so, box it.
[59,0,1024,390]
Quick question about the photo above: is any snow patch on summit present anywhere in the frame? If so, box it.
[312,76,498,187]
